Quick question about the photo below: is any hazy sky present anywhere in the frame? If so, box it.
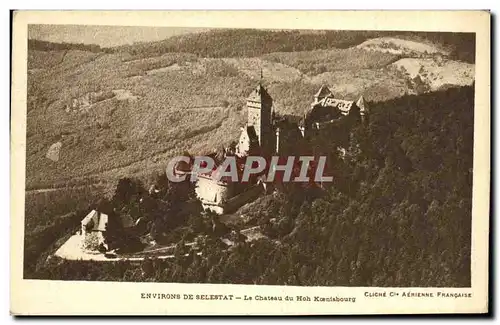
[28,25,210,47]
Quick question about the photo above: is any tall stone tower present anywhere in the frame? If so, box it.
[246,83,273,156]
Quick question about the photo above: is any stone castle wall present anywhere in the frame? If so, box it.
[223,184,264,214]
[200,183,264,215]
[195,176,233,205]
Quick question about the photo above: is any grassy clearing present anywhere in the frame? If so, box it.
[356,37,450,56]
[392,58,475,91]
[222,58,304,83]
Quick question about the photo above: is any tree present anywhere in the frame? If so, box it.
[112,178,145,206]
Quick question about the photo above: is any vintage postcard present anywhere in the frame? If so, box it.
[10,10,490,315]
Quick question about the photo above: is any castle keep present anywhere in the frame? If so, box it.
[243,84,274,157]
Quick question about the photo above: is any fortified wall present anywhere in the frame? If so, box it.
[194,175,234,207]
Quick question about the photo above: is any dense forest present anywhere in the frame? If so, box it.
[110,29,376,58]
[31,85,474,287]
[29,29,475,63]
[28,39,104,53]
[111,29,475,62]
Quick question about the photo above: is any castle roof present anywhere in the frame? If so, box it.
[356,95,367,114]
[247,84,272,104]
[314,85,333,99]
[81,210,108,232]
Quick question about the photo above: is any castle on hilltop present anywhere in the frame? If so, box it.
[177,82,368,214]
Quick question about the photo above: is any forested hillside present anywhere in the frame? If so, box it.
[32,86,474,287]
[108,29,475,62]
[28,39,104,53]
[28,29,476,62]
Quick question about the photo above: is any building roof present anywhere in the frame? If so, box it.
[81,209,108,232]
[314,85,333,99]
[247,84,273,104]
[356,95,367,114]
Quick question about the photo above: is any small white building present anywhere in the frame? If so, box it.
[80,210,109,252]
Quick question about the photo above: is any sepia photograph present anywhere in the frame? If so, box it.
[10,10,490,315]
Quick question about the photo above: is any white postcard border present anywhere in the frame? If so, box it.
[10,10,490,315]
